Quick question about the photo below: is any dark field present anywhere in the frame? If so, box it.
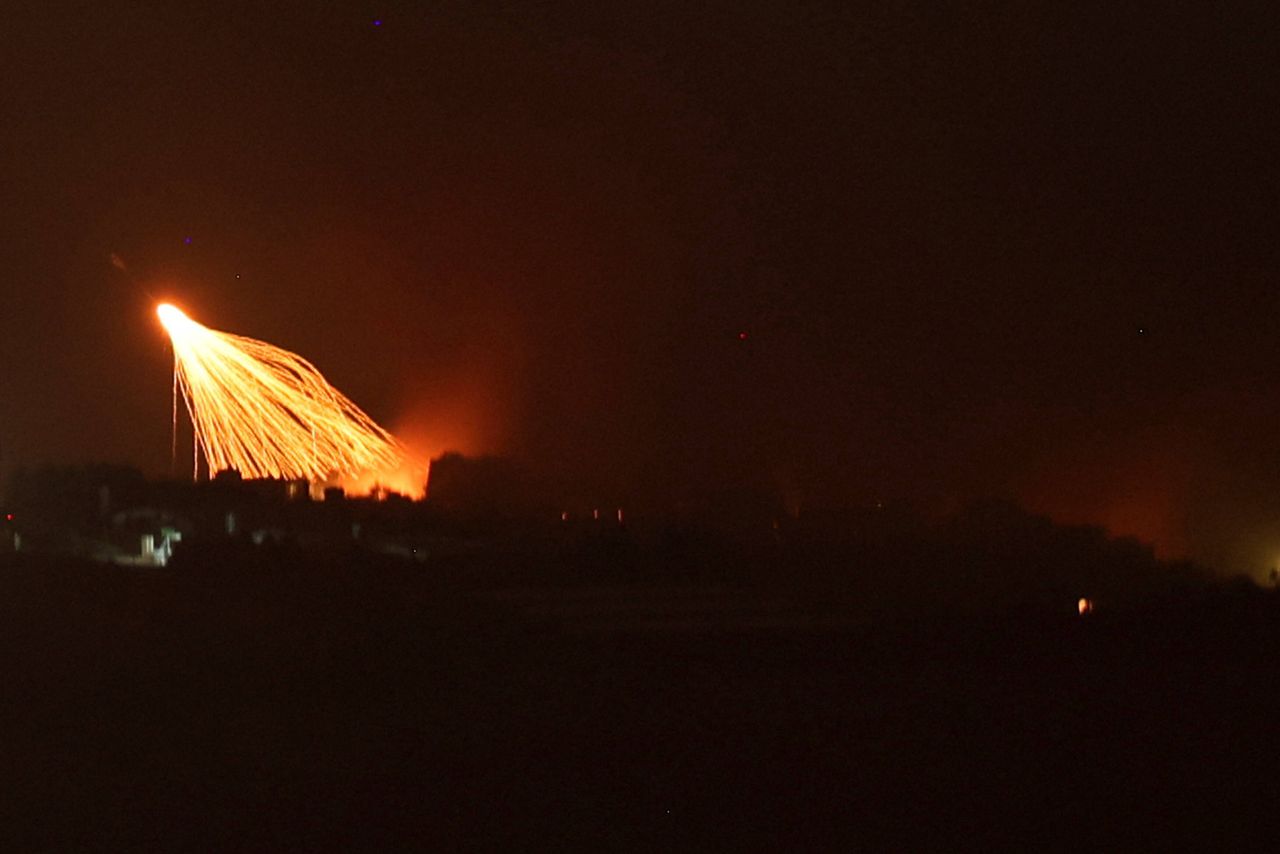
[0,553,1276,850]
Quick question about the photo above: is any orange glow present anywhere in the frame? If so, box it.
[388,396,493,463]
[157,303,414,484]
[1078,598,1094,616]
[1019,425,1196,560]
[335,458,428,500]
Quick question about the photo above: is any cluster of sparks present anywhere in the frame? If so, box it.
[157,304,409,483]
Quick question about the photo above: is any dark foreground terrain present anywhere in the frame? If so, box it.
[0,551,1276,850]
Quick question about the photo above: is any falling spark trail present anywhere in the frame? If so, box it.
[156,304,407,482]
[171,353,179,477]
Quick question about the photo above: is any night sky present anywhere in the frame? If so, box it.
[3,2,1280,570]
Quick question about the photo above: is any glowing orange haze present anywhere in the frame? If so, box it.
[335,460,429,500]
[333,402,495,499]
[1018,426,1195,560]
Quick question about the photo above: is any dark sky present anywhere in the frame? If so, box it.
[3,1,1280,569]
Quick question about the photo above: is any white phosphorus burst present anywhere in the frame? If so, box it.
[157,304,406,481]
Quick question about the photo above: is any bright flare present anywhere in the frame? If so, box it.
[157,303,409,483]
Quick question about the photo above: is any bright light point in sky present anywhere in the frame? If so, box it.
[156,303,186,330]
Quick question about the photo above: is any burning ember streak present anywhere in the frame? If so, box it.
[157,303,408,482]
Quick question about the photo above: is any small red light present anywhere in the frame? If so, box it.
[4,514,12,522]
[738,331,748,341]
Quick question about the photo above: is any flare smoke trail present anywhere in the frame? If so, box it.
[156,303,408,482]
